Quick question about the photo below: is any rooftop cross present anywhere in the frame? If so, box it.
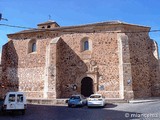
[48,15,51,20]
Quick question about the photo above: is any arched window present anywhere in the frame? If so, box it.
[32,43,36,52]
[28,39,37,53]
[80,37,92,52]
[81,37,92,52]
[84,40,89,50]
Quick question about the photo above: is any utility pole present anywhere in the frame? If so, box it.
[0,13,8,21]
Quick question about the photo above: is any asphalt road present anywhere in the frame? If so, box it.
[0,101,160,120]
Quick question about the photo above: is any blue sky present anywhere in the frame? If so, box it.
[0,0,160,53]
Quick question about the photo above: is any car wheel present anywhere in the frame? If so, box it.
[22,110,25,115]
[11,110,15,115]
[1,110,6,115]
[87,106,91,108]
[68,104,71,108]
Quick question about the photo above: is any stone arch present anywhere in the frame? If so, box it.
[81,77,94,97]
[76,74,96,85]
[76,74,98,95]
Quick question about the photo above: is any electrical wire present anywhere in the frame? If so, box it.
[0,23,160,33]
[0,23,35,29]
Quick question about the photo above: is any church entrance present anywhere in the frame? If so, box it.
[81,77,93,97]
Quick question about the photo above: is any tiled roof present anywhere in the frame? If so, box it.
[37,20,56,26]
[8,20,150,35]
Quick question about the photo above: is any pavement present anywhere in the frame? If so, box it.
[27,97,160,105]
[129,97,160,103]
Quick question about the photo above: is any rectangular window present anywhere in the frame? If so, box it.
[17,94,23,102]
[9,94,15,102]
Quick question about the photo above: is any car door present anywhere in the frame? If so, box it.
[16,94,24,109]
[7,94,16,110]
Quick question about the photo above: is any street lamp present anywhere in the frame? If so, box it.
[0,13,8,21]
[0,13,2,20]
[72,85,77,91]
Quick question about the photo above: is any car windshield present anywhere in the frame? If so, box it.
[90,95,101,98]
[70,96,80,99]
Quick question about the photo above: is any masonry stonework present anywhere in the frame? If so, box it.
[0,21,160,100]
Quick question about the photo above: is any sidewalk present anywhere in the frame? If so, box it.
[27,98,67,105]
[129,97,160,103]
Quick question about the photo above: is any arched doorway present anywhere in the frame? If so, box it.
[81,77,93,97]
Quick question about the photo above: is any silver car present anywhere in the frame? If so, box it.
[87,94,106,107]
[68,95,87,107]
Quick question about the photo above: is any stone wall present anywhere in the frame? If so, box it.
[18,67,44,98]
[128,32,151,98]
[0,41,19,98]
[0,37,53,99]
[126,30,160,98]
[149,40,160,96]
[1,21,160,100]
[117,33,133,100]
[55,32,120,98]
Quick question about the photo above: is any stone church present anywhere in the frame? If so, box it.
[0,20,160,100]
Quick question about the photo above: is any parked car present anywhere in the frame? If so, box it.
[68,95,87,107]
[0,92,27,115]
[87,94,106,107]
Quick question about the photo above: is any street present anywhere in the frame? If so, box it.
[0,101,160,120]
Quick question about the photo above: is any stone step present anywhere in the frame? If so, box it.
[106,98,128,103]
[27,99,67,105]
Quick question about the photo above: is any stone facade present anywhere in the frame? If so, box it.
[0,20,160,100]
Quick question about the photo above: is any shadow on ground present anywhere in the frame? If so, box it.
[0,104,141,120]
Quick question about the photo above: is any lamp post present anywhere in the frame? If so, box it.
[0,13,2,20]
[0,13,8,21]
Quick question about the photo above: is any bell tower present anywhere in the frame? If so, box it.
[37,20,60,29]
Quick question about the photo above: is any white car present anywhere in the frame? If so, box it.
[0,92,27,115]
[87,94,106,107]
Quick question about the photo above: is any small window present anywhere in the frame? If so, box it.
[9,94,15,102]
[28,39,37,53]
[17,94,23,102]
[47,25,51,28]
[32,43,36,52]
[81,37,92,52]
[84,41,89,50]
